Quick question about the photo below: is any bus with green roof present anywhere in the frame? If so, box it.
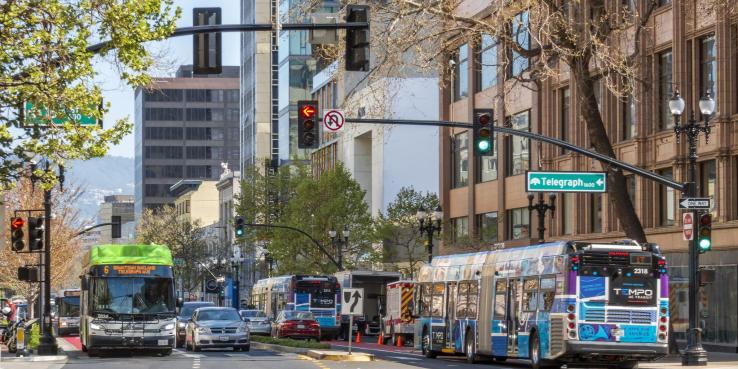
[79,244,180,356]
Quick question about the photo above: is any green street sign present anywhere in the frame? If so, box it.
[526,171,607,193]
[23,101,100,127]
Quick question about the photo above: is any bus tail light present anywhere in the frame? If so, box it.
[567,313,576,321]
[568,322,576,329]
[567,304,575,313]
[659,325,667,332]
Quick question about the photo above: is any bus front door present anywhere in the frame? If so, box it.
[506,279,521,357]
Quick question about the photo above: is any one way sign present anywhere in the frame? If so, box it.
[679,198,711,210]
[341,288,364,316]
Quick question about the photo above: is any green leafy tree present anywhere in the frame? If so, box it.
[136,205,208,295]
[0,0,180,191]
[376,187,439,279]
[237,161,378,274]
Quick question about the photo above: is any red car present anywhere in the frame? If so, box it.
[271,311,320,341]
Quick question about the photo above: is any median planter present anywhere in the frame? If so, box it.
[250,336,330,354]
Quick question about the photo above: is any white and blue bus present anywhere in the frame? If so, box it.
[414,241,669,369]
[252,275,341,339]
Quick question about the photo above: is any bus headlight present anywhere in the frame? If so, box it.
[90,323,104,331]
[163,323,175,331]
[60,321,68,328]
[178,322,187,328]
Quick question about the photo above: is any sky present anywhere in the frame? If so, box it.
[99,0,241,158]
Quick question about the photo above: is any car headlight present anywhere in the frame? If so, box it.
[90,323,104,331]
[197,327,211,334]
[238,325,249,333]
[60,321,68,327]
[163,323,175,330]
[178,322,186,328]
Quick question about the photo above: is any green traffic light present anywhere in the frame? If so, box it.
[698,238,711,251]
[236,229,244,237]
[478,140,490,152]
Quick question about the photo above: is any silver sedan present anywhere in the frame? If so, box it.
[239,309,271,335]
[186,307,250,351]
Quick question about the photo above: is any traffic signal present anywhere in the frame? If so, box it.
[18,266,40,282]
[297,100,319,149]
[193,8,222,75]
[698,213,712,253]
[10,217,25,252]
[235,216,245,238]
[27,216,44,251]
[345,5,370,71]
[473,109,494,156]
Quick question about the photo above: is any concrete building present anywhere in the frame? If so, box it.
[97,195,135,244]
[170,179,220,226]
[438,2,738,350]
[134,65,240,217]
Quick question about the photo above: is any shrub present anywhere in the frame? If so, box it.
[251,335,330,349]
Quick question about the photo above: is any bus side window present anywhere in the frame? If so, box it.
[538,276,556,311]
[421,284,432,317]
[456,282,468,318]
[467,282,478,318]
[431,283,445,317]
[522,278,539,312]
[493,280,506,321]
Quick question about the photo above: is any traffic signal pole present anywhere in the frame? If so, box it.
[36,188,57,355]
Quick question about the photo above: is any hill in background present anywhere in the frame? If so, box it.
[66,156,134,223]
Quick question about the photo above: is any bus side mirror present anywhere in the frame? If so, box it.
[81,276,89,290]
[176,298,184,308]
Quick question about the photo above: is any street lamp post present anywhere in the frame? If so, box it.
[264,252,273,277]
[329,226,350,271]
[670,89,714,366]
[527,192,557,243]
[416,206,443,263]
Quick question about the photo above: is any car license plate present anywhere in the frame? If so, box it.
[158,339,168,346]
[297,324,305,329]
[611,328,624,337]
[220,336,229,341]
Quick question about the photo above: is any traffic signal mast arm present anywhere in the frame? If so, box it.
[342,118,687,193]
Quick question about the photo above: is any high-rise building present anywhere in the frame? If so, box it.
[134,65,240,217]
[97,195,135,244]
[436,2,738,350]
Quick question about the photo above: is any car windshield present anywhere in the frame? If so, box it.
[240,310,266,318]
[198,309,241,321]
[91,277,175,315]
[179,303,214,318]
[283,311,314,320]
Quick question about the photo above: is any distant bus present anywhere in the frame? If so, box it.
[414,241,669,369]
[80,244,178,356]
[55,289,81,336]
[252,275,340,339]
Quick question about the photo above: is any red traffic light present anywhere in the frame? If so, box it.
[300,104,316,119]
[11,217,24,230]
[478,113,491,126]
[700,213,712,226]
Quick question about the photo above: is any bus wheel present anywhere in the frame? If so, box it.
[421,329,436,359]
[618,361,639,369]
[465,330,477,364]
[81,344,88,353]
[529,332,542,369]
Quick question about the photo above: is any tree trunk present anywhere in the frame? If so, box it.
[570,56,647,242]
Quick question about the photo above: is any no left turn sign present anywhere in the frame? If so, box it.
[323,109,344,132]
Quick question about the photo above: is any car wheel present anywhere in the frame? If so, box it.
[421,328,437,359]
[243,345,250,352]
[465,330,477,364]
[160,348,172,356]
[618,361,639,369]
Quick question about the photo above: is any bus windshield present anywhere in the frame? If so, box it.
[91,277,175,315]
[59,296,80,317]
[296,281,336,308]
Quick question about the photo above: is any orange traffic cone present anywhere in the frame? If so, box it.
[396,334,403,347]
[377,333,384,345]
[355,330,361,343]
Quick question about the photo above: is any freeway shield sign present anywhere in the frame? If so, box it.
[526,171,607,193]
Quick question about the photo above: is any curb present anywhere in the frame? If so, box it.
[0,354,67,362]
[307,350,374,361]
[251,342,311,355]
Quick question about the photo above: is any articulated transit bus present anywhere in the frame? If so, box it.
[414,241,669,369]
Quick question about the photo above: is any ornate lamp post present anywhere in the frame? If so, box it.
[669,89,714,366]
[416,206,442,263]
[527,192,556,243]
[329,226,350,271]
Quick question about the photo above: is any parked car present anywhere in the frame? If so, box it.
[185,307,249,352]
[239,309,271,335]
[176,301,215,347]
[271,311,320,341]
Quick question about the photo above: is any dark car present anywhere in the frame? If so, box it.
[271,311,320,341]
[176,301,215,347]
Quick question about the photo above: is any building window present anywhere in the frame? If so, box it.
[658,168,675,226]
[145,127,183,140]
[453,44,469,101]
[185,89,225,103]
[144,165,183,178]
[622,95,636,140]
[477,124,497,182]
[186,127,224,140]
[478,35,498,91]
[509,11,530,77]
[658,50,673,130]
[144,108,183,121]
[659,0,671,6]
[700,36,717,102]
[560,87,570,154]
[144,146,183,159]
[562,193,574,235]
[186,165,214,179]
[452,132,469,188]
[507,208,530,240]
[451,216,469,243]
[506,111,530,176]
[700,160,716,216]
[590,193,602,233]
[477,212,498,243]
[144,89,183,102]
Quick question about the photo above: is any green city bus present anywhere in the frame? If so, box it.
[79,244,179,356]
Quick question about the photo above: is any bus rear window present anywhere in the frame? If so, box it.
[630,253,651,266]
